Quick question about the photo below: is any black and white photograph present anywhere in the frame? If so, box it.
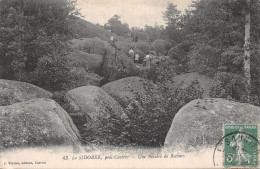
[0,0,260,168]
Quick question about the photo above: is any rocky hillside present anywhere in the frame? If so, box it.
[68,16,125,42]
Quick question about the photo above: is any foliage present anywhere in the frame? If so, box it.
[78,113,131,146]
[163,0,260,104]
[144,24,165,42]
[104,15,130,37]
[187,44,222,76]
[168,40,192,65]
[32,53,73,92]
[210,72,260,106]
[68,16,109,40]
[162,2,181,26]
[131,27,149,41]
[151,39,171,55]
[0,0,80,89]
[125,85,168,146]
[81,37,106,55]
[162,2,182,44]
[181,0,260,74]
[115,41,132,54]
[135,41,151,53]
[143,59,178,83]
[121,78,203,146]
[162,79,204,123]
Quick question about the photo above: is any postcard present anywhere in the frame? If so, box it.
[1,0,260,168]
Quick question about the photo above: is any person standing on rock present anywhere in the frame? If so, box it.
[134,53,139,63]
[143,52,150,66]
[129,48,134,58]
[110,35,114,44]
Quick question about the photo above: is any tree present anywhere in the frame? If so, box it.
[162,3,181,26]
[144,24,165,42]
[104,15,130,36]
[0,0,79,89]
[170,0,260,103]
[244,0,251,102]
[162,2,182,43]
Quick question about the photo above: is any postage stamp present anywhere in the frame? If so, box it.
[223,124,258,168]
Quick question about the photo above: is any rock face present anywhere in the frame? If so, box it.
[65,86,128,123]
[171,72,214,97]
[115,41,132,55]
[101,44,138,82]
[164,98,260,150]
[102,77,159,109]
[68,50,103,74]
[0,79,52,106]
[0,99,81,149]
[65,86,129,144]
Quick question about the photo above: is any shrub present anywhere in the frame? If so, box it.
[78,112,131,146]
[122,79,203,146]
[135,42,151,53]
[163,79,204,117]
[142,59,187,83]
[210,72,259,105]
[151,39,171,55]
[82,37,106,55]
[33,54,73,92]
[33,52,103,92]
[168,40,191,65]
[187,44,221,76]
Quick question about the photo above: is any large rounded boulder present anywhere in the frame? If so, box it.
[65,86,128,122]
[0,99,81,149]
[115,41,132,55]
[164,98,260,150]
[64,86,129,144]
[0,79,52,106]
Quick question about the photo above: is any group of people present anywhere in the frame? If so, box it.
[128,48,152,66]
[108,32,153,67]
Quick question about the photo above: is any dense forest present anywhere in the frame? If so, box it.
[0,0,260,148]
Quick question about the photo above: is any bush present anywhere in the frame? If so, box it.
[151,39,171,55]
[187,44,221,76]
[33,54,73,92]
[163,79,204,117]
[118,80,168,146]
[135,42,151,53]
[142,59,187,83]
[122,79,203,146]
[210,72,259,105]
[78,112,131,146]
[82,37,106,55]
[168,40,191,65]
[33,52,103,92]
[71,70,103,87]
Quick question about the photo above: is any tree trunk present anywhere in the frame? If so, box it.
[244,0,251,102]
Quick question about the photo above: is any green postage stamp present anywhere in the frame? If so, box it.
[224,124,259,168]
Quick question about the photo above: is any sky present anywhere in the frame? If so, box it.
[76,0,194,28]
